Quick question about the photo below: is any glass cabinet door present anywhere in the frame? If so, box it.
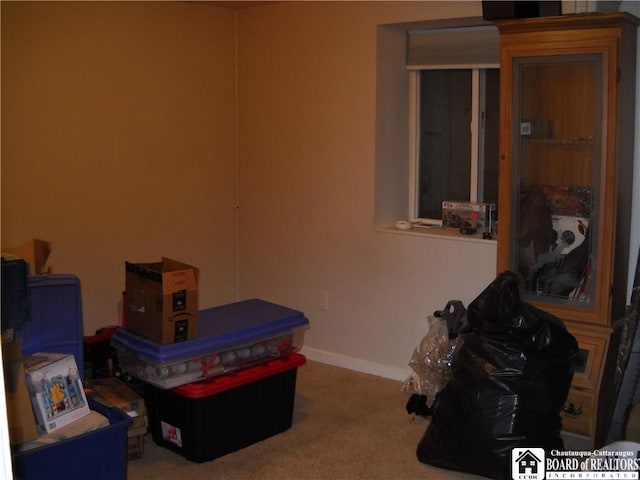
[509,54,602,307]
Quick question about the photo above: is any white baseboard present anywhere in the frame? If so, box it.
[300,346,411,382]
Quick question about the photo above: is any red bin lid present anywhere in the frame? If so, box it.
[171,353,306,398]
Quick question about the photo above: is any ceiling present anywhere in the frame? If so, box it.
[200,1,277,9]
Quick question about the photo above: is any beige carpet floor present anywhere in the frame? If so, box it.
[127,359,486,480]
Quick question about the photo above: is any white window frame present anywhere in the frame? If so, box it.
[408,66,497,224]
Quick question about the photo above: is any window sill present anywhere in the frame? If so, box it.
[375,224,497,245]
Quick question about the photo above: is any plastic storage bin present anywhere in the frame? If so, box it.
[112,298,309,389]
[144,352,306,462]
[16,274,84,374]
[12,398,132,480]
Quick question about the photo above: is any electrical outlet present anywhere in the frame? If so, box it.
[319,291,330,311]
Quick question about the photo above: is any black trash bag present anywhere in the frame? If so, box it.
[416,271,579,480]
[405,393,434,417]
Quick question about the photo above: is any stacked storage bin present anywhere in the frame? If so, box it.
[10,274,131,480]
[112,298,309,462]
[144,353,306,462]
[17,275,85,371]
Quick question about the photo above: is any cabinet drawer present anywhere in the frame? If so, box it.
[561,388,594,437]
[568,328,608,391]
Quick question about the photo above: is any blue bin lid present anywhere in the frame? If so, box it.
[112,298,309,363]
[18,274,85,376]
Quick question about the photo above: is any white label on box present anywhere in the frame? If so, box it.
[161,420,183,447]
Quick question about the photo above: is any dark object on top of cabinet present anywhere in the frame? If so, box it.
[482,1,561,21]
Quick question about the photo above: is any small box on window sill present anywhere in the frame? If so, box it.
[442,201,496,234]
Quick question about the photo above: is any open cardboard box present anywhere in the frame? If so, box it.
[2,239,51,274]
[125,257,199,344]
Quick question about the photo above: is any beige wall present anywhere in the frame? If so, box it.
[0,0,500,378]
[5,1,637,379]
[236,1,498,377]
[1,2,239,335]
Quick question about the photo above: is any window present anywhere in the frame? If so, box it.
[373,19,500,232]
[406,24,500,224]
[409,68,500,221]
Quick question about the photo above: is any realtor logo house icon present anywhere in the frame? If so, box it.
[517,450,540,474]
[511,448,545,480]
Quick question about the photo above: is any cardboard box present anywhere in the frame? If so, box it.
[86,377,148,460]
[442,201,496,234]
[1,339,38,444]
[127,425,147,461]
[125,257,198,344]
[2,238,51,274]
[24,353,90,434]
[86,377,147,431]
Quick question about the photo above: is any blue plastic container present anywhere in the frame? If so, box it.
[16,275,84,374]
[112,298,309,389]
[12,398,132,480]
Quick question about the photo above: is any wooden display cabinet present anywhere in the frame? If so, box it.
[494,12,639,448]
